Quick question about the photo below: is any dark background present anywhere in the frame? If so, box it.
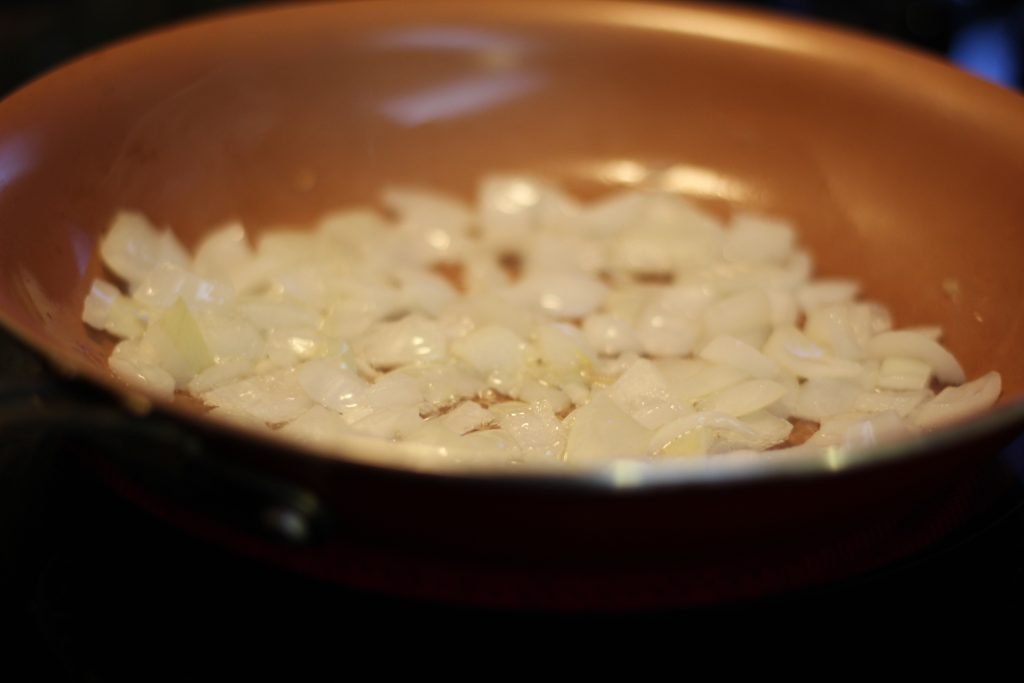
[0,0,1022,97]
[1,1,1023,678]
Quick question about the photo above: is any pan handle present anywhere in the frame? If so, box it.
[0,327,328,546]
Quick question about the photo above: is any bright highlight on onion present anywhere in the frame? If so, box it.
[82,177,1002,469]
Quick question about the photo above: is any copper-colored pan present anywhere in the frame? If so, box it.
[1,1,1023,610]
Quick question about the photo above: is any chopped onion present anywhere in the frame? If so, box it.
[697,379,786,417]
[911,372,1001,429]
[607,358,687,429]
[698,335,778,379]
[82,177,1002,469]
[440,401,495,435]
[866,331,965,385]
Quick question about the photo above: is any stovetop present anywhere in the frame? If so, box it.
[1,0,1023,675]
[2,420,1023,676]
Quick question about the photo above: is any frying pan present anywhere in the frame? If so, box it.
[1,0,1023,610]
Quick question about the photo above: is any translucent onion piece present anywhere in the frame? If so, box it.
[440,401,495,435]
[723,213,796,264]
[478,175,543,249]
[764,327,864,380]
[703,289,772,343]
[877,356,933,391]
[698,335,778,379]
[508,272,608,319]
[607,358,687,429]
[354,314,447,369]
[349,404,423,439]
[564,392,652,464]
[279,405,355,449]
[188,357,254,394]
[911,372,1002,429]
[496,401,566,463]
[796,279,860,312]
[650,411,780,455]
[582,313,639,356]
[451,324,528,377]
[202,368,312,424]
[854,389,930,417]
[297,357,368,413]
[99,211,188,286]
[194,223,252,278]
[865,331,965,385]
[108,340,176,399]
[807,411,915,449]
[790,378,862,421]
[697,379,786,417]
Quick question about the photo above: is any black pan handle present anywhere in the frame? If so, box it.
[0,327,329,546]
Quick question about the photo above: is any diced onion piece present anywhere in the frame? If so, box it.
[357,371,424,410]
[108,340,176,399]
[133,262,233,310]
[395,268,459,317]
[607,358,687,429]
[84,281,147,340]
[808,411,915,449]
[563,392,652,464]
[903,325,943,341]
[723,213,796,264]
[742,410,794,444]
[478,175,543,249]
[202,368,312,424]
[451,325,528,377]
[796,279,859,312]
[195,311,264,361]
[401,361,485,407]
[580,190,646,237]
[509,272,608,319]
[354,314,447,369]
[534,323,595,389]
[854,389,930,417]
[790,378,862,421]
[877,356,932,391]
[911,372,1001,429]
[865,331,965,385]
[193,222,252,278]
[697,379,786,417]
[382,186,473,235]
[238,301,320,330]
[698,335,778,379]
[805,304,864,360]
[82,280,119,330]
[651,411,781,455]
[765,288,799,329]
[517,379,571,415]
[440,401,495,435]
[636,286,712,357]
[317,209,389,253]
[349,404,423,439]
[704,289,771,342]
[408,423,523,465]
[188,357,254,394]
[582,313,639,356]
[764,327,864,380]
[99,211,188,286]
[279,405,356,449]
[496,401,566,463]
[297,357,368,412]
[664,361,749,404]
[849,303,893,343]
